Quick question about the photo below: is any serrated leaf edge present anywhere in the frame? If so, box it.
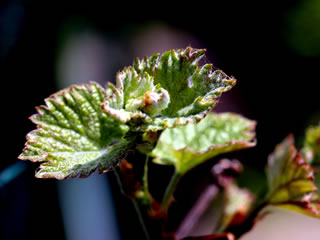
[18,81,131,179]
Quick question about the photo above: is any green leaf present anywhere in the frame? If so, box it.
[103,67,170,125]
[277,201,320,219]
[151,113,256,175]
[301,124,320,164]
[19,82,131,179]
[266,135,317,204]
[103,47,236,132]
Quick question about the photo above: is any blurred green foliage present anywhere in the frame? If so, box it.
[284,0,320,56]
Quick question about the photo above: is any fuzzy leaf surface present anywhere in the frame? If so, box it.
[152,113,256,174]
[266,135,317,204]
[102,67,170,127]
[103,47,236,132]
[19,82,131,179]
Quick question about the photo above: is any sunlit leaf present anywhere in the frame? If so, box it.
[19,82,131,179]
[102,67,170,126]
[103,47,236,132]
[266,135,317,203]
[152,113,256,175]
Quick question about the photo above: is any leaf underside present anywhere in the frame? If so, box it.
[152,113,256,174]
[19,82,130,179]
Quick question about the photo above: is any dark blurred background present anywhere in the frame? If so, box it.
[1,0,319,239]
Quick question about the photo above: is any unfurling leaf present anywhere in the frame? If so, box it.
[301,124,320,164]
[18,48,237,179]
[266,135,317,203]
[103,47,236,132]
[151,113,256,175]
[102,67,170,125]
[19,82,131,179]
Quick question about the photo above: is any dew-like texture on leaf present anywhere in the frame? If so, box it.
[103,47,236,132]
[301,124,320,164]
[152,113,256,174]
[266,135,317,204]
[19,82,131,179]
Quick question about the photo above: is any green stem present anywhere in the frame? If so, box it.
[112,167,151,240]
[132,198,151,240]
[162,170,181,212]
[112,166,125,195]
[143,155,150,196]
